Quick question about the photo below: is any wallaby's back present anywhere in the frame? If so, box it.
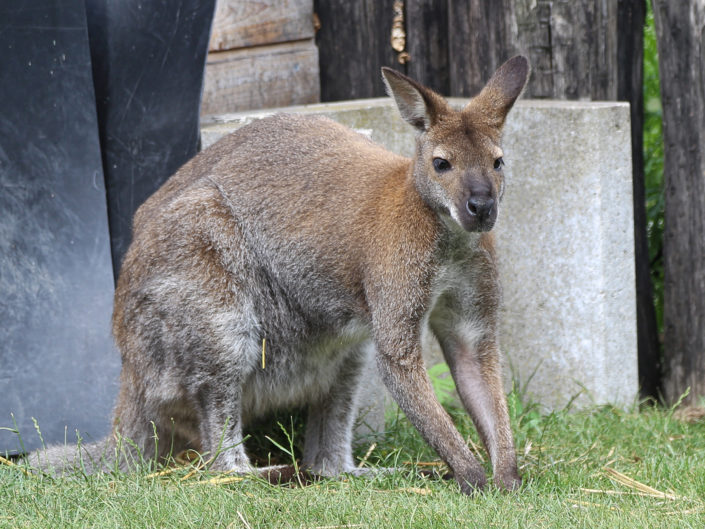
[117,113,438,343]
[136,114,411,231]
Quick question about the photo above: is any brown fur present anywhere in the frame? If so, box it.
[30,57,530,494]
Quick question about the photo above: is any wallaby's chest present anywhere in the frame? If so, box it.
[237,232,490,419]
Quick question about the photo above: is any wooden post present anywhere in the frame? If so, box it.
[314,0,398,101]
[405,0,449,95]
[512,0,618,99]
[652,0,705,404]
[617,0,662,399]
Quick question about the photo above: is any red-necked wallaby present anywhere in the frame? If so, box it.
[32,56,530,493]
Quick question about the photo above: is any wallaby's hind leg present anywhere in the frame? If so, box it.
[110,371,199,471]
[302,347,369,476]
[194,372,251,472]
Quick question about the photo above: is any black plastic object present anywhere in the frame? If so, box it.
[0,1,120,454]
[85,0,216,280]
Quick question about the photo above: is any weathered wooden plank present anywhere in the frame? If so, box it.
[653,0,705,404]
[512,0,618,100]
[555,0,617,100]
[209,0,314,51]
[200,40,320,115]
[590,0,618,99]
[405,0,449,95]
[448,0,516,97]
[314,0,398,101]
[513,0,554,98]
[617,0,660,399]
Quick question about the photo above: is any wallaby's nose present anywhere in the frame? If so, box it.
[466,196,495,221]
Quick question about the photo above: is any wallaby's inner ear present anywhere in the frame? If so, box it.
[382,67,446,132]
[464,55,530,128]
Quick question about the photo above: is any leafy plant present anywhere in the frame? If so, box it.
[644,2,665,338]
[427,362,457,407]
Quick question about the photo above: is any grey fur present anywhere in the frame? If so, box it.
[30,57,530,493]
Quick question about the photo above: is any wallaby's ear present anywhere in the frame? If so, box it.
[464,56,530,128]
[382,67,447,132]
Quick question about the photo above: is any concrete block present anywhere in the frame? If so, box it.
[200,99,638,423]
[497,100,638,411]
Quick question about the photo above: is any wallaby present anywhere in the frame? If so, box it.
[31,56,530,493]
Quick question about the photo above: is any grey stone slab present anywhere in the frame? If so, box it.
[200,98,639,428]
[0,1,120,454]
[498,100,638,410]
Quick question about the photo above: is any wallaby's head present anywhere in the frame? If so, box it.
[382,56,530,232]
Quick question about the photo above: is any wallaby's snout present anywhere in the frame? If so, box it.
[448,180,497,232]
[452,168,500,231]
[466,195,494,222]
[466,194,495,230]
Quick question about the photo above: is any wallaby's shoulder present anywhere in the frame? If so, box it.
[205,113,418,239]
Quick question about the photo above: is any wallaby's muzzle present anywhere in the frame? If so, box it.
[453,173,498,232]
[467,196,495,225]
[457,194,497,232]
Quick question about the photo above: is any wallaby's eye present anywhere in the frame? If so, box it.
[493,157,504,170]
[433,158,451,172]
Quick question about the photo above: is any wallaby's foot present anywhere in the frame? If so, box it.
[259,465,318,486]
[207,450,253,474]
[494,470,522,492]
[455,467,489,495]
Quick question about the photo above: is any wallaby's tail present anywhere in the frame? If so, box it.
[26,437,125,476]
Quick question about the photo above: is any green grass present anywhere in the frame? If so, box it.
[3,397,704,529]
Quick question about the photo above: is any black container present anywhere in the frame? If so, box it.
[0,0,215,455]
[0,0,119,454]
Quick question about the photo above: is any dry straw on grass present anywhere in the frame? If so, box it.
[0,455,31,476]
[569,466,703,515]
[603,467,681,500]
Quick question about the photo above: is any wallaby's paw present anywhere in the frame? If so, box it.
[208,450,252,474]
[494,471,522,492]
[259,465,318,486]
[455,468,488,495]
